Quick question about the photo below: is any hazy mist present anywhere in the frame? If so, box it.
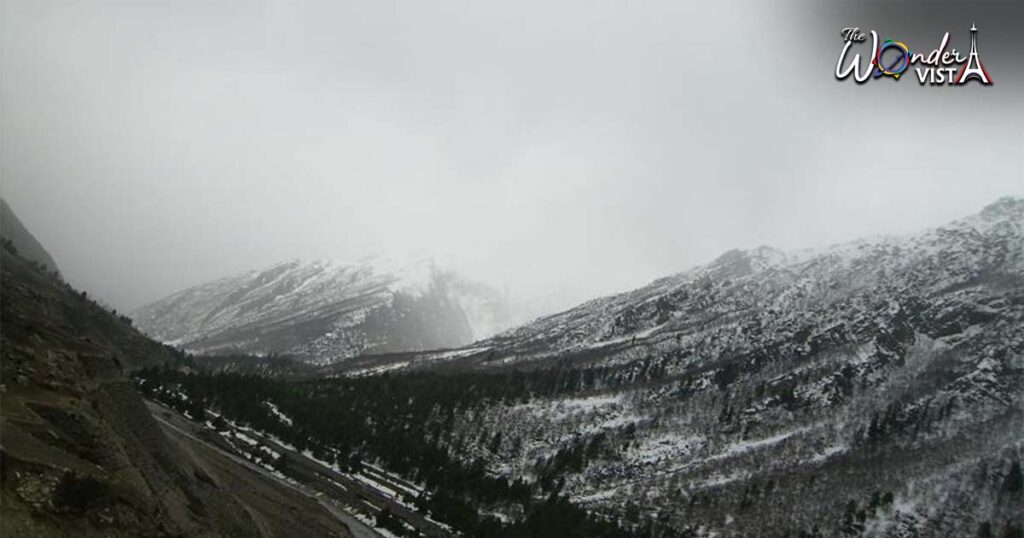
[3,0,1022,312]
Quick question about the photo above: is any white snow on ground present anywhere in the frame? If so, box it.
[353,473,401,500]
[514,393,624,421]
[234,431,259,446]
[697,471,746,488]
[266,434,297,452]
[424,515,453,532]
[325,476,349,491]
[290,442,422,512]
[351,471,422,512]
[805,444,848,464]
[364,463,423,497]
[711,427,810,460]
[251,443,281,459]
[575,487,621,504]
[582,323,664,349]
[352,512,400,538]
[264,401,294,426]
[302,449,345,474]
[424,346,492,362]
[347,361,411,377]
[864,495,922,536]
[581,414,638,434]
[627,432,703,465]
[480,509,514,524]
[555,394,623,415]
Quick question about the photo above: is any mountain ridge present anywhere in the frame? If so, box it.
[475,196,1024,359]
[390,196,1022,535]
[131,257,518,364]
[0,199,61,276]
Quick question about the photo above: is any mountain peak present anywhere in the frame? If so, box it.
[707,245,788,277]
[979,195,1024,220]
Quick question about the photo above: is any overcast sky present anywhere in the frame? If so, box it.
[3,0,1022,312]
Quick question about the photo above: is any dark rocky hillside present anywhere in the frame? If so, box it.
[1,198,61,276]
[0,238,351,537]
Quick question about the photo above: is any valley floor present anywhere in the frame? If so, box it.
[145,399,447,537]
[149,401,378,538]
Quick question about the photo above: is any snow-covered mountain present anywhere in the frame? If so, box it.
[137,197,1023,536]
[478,195,1023,361]
[327,196,1023,535]
[131,258,517,364]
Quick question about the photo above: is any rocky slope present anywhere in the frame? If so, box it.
[132,258,515,365]
[1,198,61,276]
[456,197,1024,536]
[327,197,1024,536]
[481,196,1022,361]
[0,236,352,537]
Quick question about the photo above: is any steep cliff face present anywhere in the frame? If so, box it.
[0,244,351,537]
[132,259,513,365]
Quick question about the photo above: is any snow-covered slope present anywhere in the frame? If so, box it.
[480,196,1023,361]
[131,258,515,364]
[136,197,1023,536]
[358,197,1023,536]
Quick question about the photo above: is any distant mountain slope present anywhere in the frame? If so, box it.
[325,197,1024,536]
[0,232,352,537]
[1,199,60,276]
[132,258,514,365]
[481,196,1024,363]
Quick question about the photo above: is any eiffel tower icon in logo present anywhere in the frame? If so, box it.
[956,23,992,85]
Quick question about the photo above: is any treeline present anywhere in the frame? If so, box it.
[135,365,679,537]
